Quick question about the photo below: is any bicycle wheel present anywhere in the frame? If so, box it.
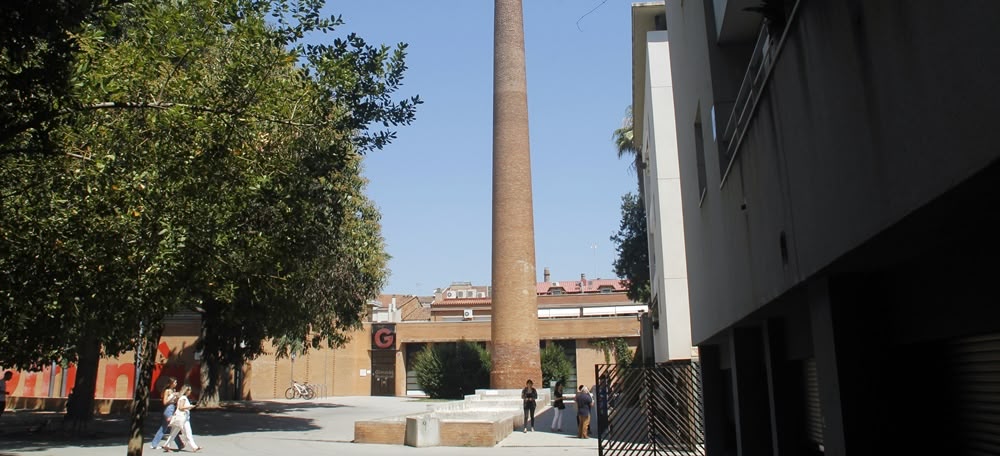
[284,386,297,399]
[302,385,315,400]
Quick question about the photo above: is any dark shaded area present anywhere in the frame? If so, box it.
[0,401,347,452]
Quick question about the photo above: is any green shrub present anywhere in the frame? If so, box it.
[540,343,572,388]
[590,337,636,366]
[414,341,491,399]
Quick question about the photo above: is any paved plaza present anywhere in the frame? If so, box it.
[0,396,598,456]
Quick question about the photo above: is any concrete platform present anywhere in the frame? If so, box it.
[356,388,565,447]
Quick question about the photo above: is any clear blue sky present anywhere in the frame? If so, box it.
[327,1,638,295]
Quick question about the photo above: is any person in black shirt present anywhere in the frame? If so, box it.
[521,379,538,432]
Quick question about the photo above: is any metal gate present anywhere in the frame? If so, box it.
[595,361,705,456]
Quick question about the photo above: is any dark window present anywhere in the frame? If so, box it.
[695,108,708,205]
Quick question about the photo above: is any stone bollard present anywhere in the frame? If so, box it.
[404,415,440,447]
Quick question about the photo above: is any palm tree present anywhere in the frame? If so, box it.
[613,105,644,200]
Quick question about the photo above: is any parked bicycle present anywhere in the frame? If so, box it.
[285,380,315,400]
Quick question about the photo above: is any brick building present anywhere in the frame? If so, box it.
[3,274,643,408]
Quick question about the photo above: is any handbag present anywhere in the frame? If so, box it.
[168,411,187,429]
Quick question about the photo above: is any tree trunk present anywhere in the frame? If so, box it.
[198,355,222,408]
[198,312,221,408]
[65,334,100,435]
[126,322,163,456]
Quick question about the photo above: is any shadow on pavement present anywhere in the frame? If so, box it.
[0,401,352,452]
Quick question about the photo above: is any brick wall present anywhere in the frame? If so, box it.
[248,325,374,399]
[3,317,202,403]
[440,420,508,447]
[354,420,406,445]
[3,315,640,404]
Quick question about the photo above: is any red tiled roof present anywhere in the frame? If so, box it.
[432,297,492,307]
[402,304,432,321]
[433,292,635,308]
[536,278,626,294]
[431,278,632,309]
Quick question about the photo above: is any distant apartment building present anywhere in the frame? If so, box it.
[639,0,1000,455]
[382,270,645,396]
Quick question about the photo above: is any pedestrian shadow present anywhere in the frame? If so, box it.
[531,403,592,436]
[206,400,348,415]
[0,404,330,452]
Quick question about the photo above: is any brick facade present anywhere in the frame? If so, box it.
[3,315,640,407]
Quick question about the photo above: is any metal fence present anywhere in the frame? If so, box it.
[595,361,705,456]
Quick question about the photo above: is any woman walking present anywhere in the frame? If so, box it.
[576,386,593,439]
[150,377,178,450]
[550,380,566,432]
[163,385,201,452]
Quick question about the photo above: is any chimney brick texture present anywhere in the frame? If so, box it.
[490,0,541,389]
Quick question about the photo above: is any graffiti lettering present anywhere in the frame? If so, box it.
[6,341,201,399]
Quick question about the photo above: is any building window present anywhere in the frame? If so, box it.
[551,288,564,295]
[599,287,613,294]
[695,109,708,205]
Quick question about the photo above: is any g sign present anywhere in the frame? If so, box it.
[371,324,396,350]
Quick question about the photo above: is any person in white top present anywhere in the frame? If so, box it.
[550,380,567,432]
[163,385,201,452]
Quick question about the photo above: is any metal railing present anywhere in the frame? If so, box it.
[595,361,705,456]
[719,0,802,186]
[720,22,779,183]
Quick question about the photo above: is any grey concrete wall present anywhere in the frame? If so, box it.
[667,0,1000,343]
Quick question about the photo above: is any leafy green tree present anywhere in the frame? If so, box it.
[0,0,128,153]
[414,341,491,399]
[590,338,635,367]
[540,343,572,388]
[0,0,419,453]
[610,192,650,303]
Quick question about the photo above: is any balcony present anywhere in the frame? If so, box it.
[719,1,801,186]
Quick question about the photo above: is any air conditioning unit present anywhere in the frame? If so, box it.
[478,292,486,298]
[446,290,456,298]
[463,309,474,320]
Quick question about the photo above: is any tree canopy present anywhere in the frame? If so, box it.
[1,0,420,451]
[414,341,492,399]
[610,192,650,303]
[2,0,418,370]
[540,343,572,388]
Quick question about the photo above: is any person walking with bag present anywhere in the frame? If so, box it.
[163,385,201,452]
[550,380,566,432]
[150,377,178,450]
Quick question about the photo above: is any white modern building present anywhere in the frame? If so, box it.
[631,2,695,364]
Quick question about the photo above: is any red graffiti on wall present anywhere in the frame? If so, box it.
[6,341,201,399]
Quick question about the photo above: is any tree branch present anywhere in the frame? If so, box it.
[75,101,325,127]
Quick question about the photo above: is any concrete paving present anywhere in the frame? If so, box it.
[0,397,598,456]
